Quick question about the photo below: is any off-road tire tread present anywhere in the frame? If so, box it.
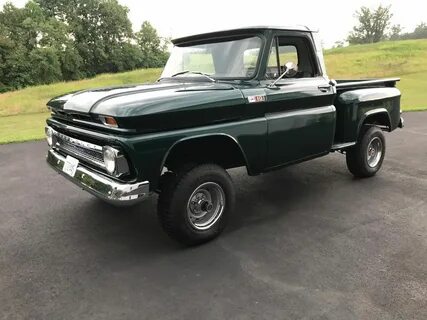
[157,163,234,245]
[346,126,385,178]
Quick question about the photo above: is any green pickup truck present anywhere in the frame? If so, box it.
[45,26,404,245]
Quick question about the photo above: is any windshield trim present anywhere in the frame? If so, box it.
[162,33,266,81]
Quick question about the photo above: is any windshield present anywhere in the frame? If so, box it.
[161,36,263,80]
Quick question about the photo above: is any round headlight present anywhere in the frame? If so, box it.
[103,146,118,174]
[45,127,53,146]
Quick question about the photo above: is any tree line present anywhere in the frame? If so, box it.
[333,5,427,47]
[0,0,169,93]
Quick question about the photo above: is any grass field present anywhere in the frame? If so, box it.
[0,39,426,143]
[325,39,427,111]
[0,68,162,117]
[0,113,50,144]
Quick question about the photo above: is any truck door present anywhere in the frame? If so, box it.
[264,33,336,168]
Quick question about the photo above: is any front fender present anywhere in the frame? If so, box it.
[160,133,251,174]
[123,117,268,191]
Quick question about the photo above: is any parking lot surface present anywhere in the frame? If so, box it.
[1,112,426,319]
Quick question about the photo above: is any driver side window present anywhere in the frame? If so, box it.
[266,36,315,80]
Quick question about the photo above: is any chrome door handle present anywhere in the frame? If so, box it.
[318,85,331,92]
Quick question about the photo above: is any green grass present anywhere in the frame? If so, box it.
[0,68,161,143]
[0,39,426,143]
[0,68,162,117]
[0,113,49,144]
[397,73,426,111]
[324,39,427,111]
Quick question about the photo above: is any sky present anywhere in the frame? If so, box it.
[2,0,427,48]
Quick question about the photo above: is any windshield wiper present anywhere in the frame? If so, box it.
[170,70,216,82]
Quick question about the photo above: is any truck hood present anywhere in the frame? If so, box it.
[48,82,242,116]
[47,81,247,132]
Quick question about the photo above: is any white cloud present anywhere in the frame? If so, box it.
[2,0,426,47]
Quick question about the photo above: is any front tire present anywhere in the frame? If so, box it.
[346,126,386,178]
[157,163,235,246]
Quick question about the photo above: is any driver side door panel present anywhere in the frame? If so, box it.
[265,78,336,168]
[264,33,336,168]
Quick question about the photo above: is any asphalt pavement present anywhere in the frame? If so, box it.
[1,112,426,320]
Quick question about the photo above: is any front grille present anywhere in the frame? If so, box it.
[58,139,104,165]
[52,110,93,122]
[52,130,105,169]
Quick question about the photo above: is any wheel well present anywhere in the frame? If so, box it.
[163,135,248,172]
[362,112,391,131]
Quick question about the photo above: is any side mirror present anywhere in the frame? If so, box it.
[268,61,297,88]
[284,62,296,71]
[284,62,298,77]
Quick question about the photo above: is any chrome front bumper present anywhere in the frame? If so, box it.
[47,149,150,205]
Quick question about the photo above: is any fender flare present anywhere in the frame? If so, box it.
[159,133,251,174]
[357,108,392,136]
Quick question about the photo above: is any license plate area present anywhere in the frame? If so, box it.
[62,155,79,177]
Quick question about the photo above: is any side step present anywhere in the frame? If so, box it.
[331,142,356,151]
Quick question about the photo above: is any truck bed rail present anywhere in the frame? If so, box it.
[336,78,400,91]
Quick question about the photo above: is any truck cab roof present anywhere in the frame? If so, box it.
[172,25,317,45]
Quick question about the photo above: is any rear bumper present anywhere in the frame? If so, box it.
[47,149,150,205]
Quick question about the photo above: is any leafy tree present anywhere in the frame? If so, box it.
[412,23,427,39]
[389,24,402,41]
[0,2,35,50]
[0,3,33,88]
[109,43,145,72]
[400,22,427,40]
[29,47,62,84]
[0,31,15,92]
[348,5,393,44]
[23,1,68,49]
[60,46,84,80]
[0,1,71,88]
[0,44,33,89]
[0,0,169,92]
[36,0,134,75]
[136,21,169,68]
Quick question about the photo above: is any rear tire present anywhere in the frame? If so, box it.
[157,163,235,246]
[346,126,386,178]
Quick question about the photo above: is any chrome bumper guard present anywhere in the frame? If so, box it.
[47,149,150,204]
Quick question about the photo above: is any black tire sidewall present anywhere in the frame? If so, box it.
[359,126,386,175]
[159,164,235,245]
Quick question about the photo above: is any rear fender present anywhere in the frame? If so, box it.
[358,108,392,135]
[336,87,400,142]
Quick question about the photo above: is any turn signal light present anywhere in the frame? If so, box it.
[100,116,118,128]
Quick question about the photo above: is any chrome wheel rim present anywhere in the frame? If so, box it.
[187,182,225,230]
[367,137,383,168]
